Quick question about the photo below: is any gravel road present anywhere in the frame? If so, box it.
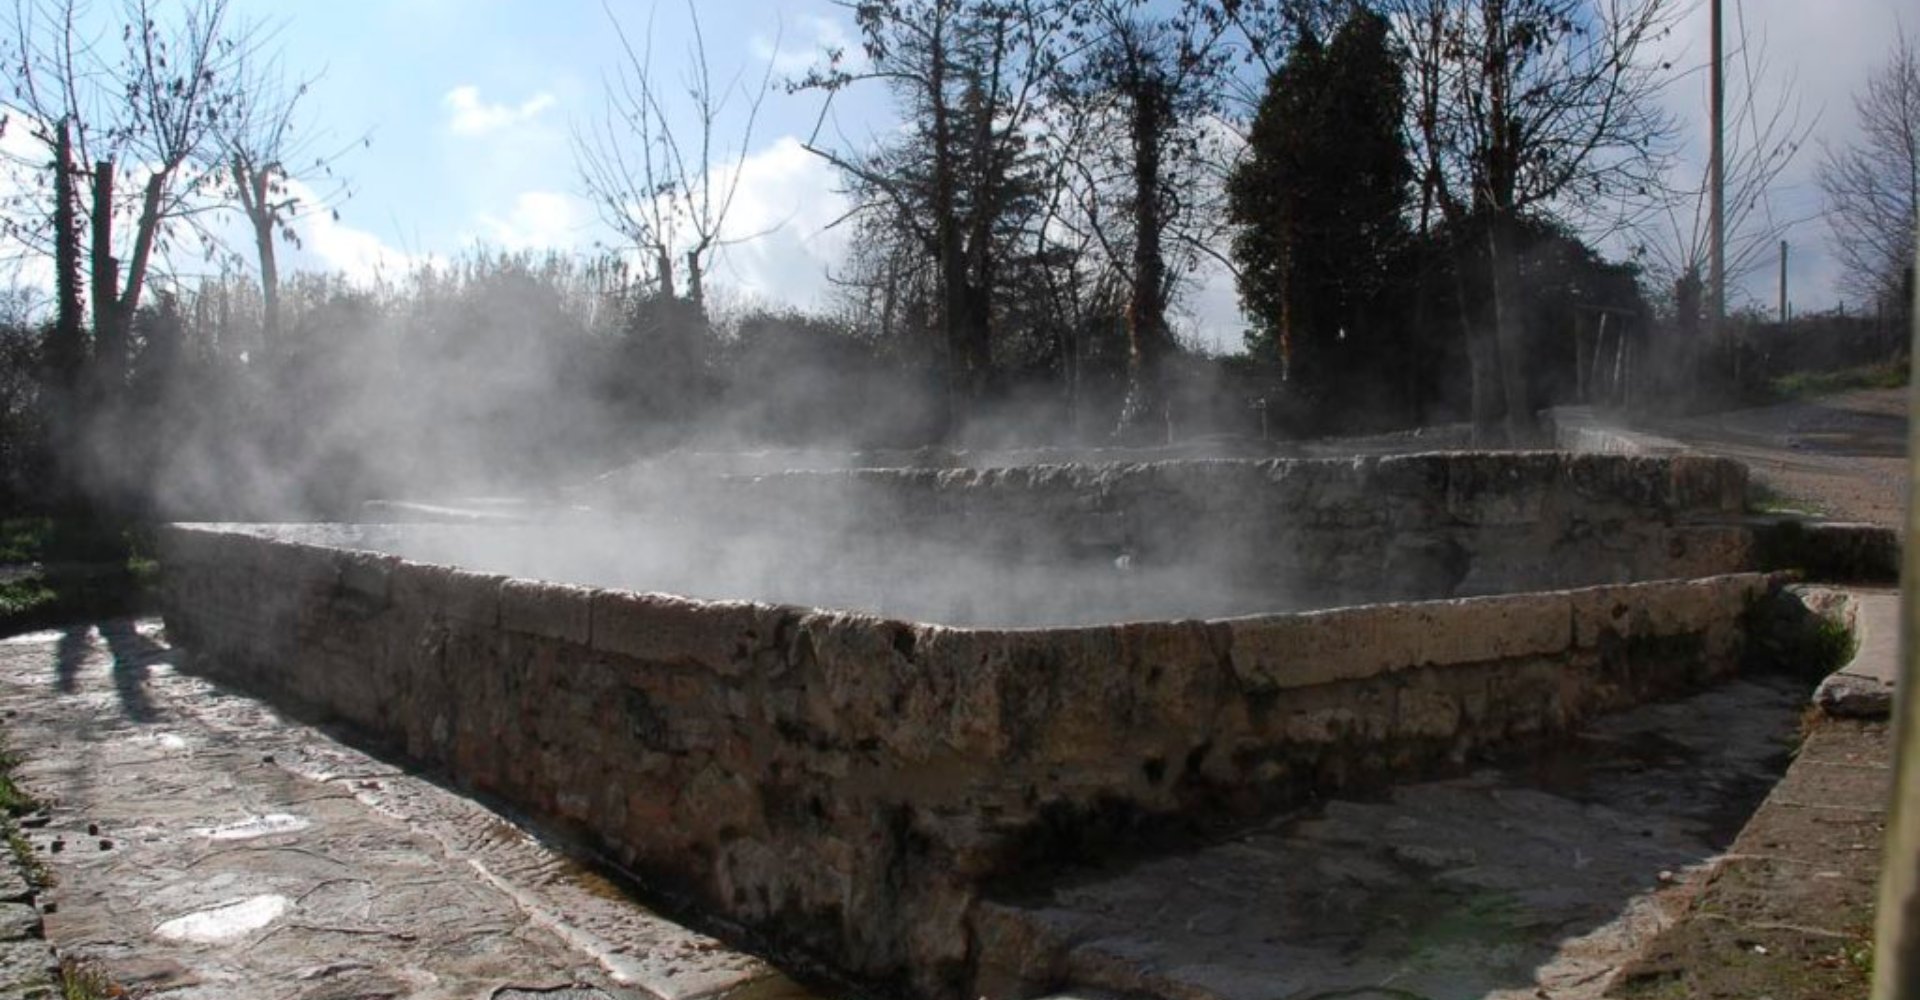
[1639,387,1909,528]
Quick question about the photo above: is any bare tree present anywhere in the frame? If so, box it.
[1820,27,1919,315]
[213,40,363,350]
[2,0,249,374]
[1390,0,1681,444]
[1052,1,1232,439]
[574,0,772,317]
[799,0,1068,419]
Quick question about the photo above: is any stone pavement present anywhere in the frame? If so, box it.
[0,620,821,1000]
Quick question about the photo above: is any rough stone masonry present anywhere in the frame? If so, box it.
[159,452,1785,998]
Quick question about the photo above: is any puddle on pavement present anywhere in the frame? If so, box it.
[153,893,290,943]
[197,813,311,840]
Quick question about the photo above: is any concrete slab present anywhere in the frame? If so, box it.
[0,621,821,1000]
[972,675,1809,1000]
[1816,590,1899,718]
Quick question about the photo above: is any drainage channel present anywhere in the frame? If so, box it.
[971,672,1811,1000]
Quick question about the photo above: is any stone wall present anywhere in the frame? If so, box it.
[586,452,1755,624]
[159,523,1779,999]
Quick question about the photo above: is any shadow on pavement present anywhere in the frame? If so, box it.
[54,625,88,695]
[47,619,168,723]
[99,619,167,723]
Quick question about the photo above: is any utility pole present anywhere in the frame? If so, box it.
[1779,240,1789,324]
[1709,0,1726,352]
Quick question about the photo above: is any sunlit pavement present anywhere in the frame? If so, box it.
[0,621,812,1000]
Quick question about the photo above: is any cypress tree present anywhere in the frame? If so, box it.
[1228,10,1412,423]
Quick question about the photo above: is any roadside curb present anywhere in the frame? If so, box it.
[1816,590,1900,718]
[0,807,57,999]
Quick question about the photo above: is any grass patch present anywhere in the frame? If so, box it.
[0,515,159,638]
[0,751,33,817]
[6,829,47,893]
[0,518,52,565]
[1808,616,1860,673]
[1747,481,1828,517]
[1743,590,1861,683]
[1766,359,1910,401]
[0,578,57,621]
[0,741,47,892]
[58,956,123,1000]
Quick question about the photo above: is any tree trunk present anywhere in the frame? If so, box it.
[1117,75,1173,443]
[1450,226,1505,445]
[89,162,118,360]
[256,212,280,350]
[120,173,166,330]
[232,159,283,351]
[51,119,84,392]
[1477,1,1535,445]
[249,167,281,350]
[655,247,676,301]
[1486,213,1538,444]
[685,249,704,319]
[45,119,86,506]
[927,15,968,432]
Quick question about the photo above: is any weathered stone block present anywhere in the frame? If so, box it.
[1668,453,1748,513]
[500,578,593,644]
[337,551,394,605]
[1229,593,1567,693]
[1665,524,1756,578]
[443,570,504,626]
[591,591,787,678]
[1570,574,1771,648]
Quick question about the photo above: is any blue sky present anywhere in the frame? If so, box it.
[4,0,1915,350]
[217,0,876,298]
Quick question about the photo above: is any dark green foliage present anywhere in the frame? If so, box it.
[1227,10,1414,430]
[0,514,155,637]
[720,310,944,448]
[1741,591,1860,684]
[0,321,51,509]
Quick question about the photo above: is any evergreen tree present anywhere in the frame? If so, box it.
[1227,10,1411,418]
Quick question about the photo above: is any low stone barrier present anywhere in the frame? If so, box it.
[590,452,1757,623]
[159,522,1780,999]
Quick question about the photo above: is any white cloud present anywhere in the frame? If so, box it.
[248,179,422,286]
[477,190,592,250]
[443,85,558,137]
[706,135,851,310]
[302,214,418,285]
